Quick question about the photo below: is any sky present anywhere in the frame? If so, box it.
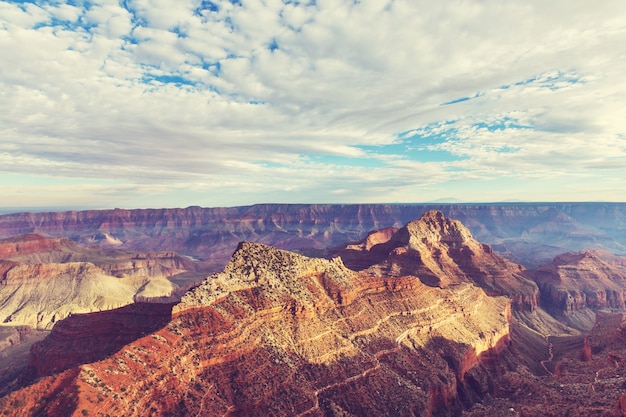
[1,0,625,210]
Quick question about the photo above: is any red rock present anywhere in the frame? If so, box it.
[1,203,625,271]
[531,250,626,320]
[334,211,539,311]
[2,240,512,417]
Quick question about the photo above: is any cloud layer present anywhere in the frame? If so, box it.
[1,0,625,208]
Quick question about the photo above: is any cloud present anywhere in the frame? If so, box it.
[0,0,625,208]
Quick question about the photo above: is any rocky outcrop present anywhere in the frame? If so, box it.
[4,210,626,415]
[3,241,512,417]
[531,250,626,322]
[334,211,539,311]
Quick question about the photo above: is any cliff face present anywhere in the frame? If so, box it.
[530,250,626,325]
[3,240,511,417]
[0,203,625,270]
[463,310,626,416]
[334,210,539,311]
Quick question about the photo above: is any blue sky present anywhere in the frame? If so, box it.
[1,0,625,209]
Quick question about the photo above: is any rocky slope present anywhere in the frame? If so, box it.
[1,239,512,416]
[29,302,174,377]
[0,203,624,270]
[0,234,202,329]
[529,250,626,330]
[333,210,539,311]
[465,310,626,416]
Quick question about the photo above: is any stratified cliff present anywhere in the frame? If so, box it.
[530,250,626,330]
[466,310,626,416]
[2,240,511,416]
[4,210,626,416]
[0,203,624,269]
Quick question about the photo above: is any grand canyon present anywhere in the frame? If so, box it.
[1,203,626,416]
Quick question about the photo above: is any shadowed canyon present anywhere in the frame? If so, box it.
[1,204,626,416]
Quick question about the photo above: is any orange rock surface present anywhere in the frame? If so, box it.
[335,211,539,311]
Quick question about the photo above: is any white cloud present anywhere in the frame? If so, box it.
[0,0,625,208]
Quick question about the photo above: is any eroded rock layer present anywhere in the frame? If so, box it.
[530,250,626,329]
[465,311,626,416]
[1,241,511,417]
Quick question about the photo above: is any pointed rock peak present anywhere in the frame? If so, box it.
[176,241,353,311]
[401,210,474,246]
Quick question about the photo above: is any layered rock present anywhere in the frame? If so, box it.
[29,303,174,377]
[2,241,511,417]
[0,234,202,329]
[530,250,626,328]
[1,203,625,270]
[0,234,70,259]
[463,311,626,416]
[334,210,539,311]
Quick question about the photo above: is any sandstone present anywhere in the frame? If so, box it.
[2,210,626,416]
[0,234,203,330]
[29,302,174,377]
[0,203,624,270]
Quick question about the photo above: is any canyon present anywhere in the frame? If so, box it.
[1,207,626,415]
[1,216,514,416]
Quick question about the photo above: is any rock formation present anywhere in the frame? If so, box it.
[465,310,626,416]
[334,210,539,311]
[530,250,626,330]
[1,239,512,416]
[0,203,624,270]
[0,234,202,329]
[29,302,174,377]
[2,210,626,416]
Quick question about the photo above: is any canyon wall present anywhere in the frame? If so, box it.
[1,203,625,269]
[6,210,626,415]
[529,250,626,329]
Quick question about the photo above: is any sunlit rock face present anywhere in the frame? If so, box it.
[3,240,511,417]
[5,210,626,416]
[0,234,199,329]
[333,210,539,311]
